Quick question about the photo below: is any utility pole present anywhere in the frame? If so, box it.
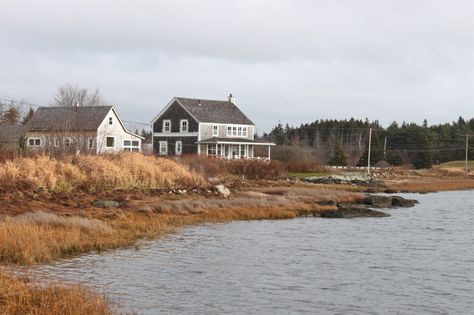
[466,134,469,173]
[367,128,372,176]
[383,136,387,158]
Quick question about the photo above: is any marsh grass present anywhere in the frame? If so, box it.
[0,153,205,193]
[0,269,112,315]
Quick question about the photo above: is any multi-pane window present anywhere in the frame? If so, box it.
[163,120,171,133]
[28,138,41,146]
[226,125,248,137]
[123,139,140,152]
[175,141,182,155]
[212,125,219,136]
[159,141,168,155]
[207,144,222,155]
[109,117,113,125]
[64,138,72,147]
[54,138,59,147]
[88,138,94,149]
[180,120,188,132]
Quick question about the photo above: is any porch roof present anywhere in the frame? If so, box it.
[196,137,275,146]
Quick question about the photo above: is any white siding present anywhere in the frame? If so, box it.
[96,109,142,154]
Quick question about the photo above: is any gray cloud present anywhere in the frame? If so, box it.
[0,0,472,132]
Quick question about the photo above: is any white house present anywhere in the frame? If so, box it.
[26,105,143,154]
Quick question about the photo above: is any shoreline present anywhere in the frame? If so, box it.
[1,176,473,314]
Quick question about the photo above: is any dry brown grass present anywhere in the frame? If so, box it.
[0,269,112,315]
[0,153,204,193]
[385,178,474,192]
[0,186,364,266]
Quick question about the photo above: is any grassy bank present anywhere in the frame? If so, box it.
[0,186,363,265]
[0,153,204,193]
[0,269,112,315]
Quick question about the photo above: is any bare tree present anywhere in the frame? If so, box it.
[52,84,105,107]
[1,104,21,125]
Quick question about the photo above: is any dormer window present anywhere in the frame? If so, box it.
[163,120,171,133]
[180,119,188,132]
[109,117,113,125]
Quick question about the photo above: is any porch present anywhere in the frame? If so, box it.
[196,137,275,161]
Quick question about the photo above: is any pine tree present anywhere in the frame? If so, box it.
[413,131,433,169]
[21,108,35,125]
[328,142,348,166]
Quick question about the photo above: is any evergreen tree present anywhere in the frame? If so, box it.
[412,131,433,169]
[386,149,403,166]
[328,142,348,166]
[21,108,35,125]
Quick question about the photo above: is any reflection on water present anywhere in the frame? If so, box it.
[26,191,474,314]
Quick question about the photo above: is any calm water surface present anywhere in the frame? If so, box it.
[27,191,474,314]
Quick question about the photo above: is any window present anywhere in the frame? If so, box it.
[54,138,59,147]
[88,138,94,149]
[109,117,113,125]
[175,141,182,155]
[180,120,188,132]
[106,136,115,148]
[123,139,140,152]
[207,144,222,156]
[159,141,168,155]
[212,125,219,136]
[64,138,71,147]
[28,138,41,146]
[163,120,171,133]
[226,125,248,138]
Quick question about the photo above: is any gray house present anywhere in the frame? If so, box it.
[151,95,274,159]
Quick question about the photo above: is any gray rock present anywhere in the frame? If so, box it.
[391,196,417,207]
[214,184,231,198]
[92,200,120,208]
[363,195,393,208]
[320,203,390,218]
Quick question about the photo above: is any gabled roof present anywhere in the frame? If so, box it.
[175,97,254,125]
[27,106,144,139]
[27,106,113,132]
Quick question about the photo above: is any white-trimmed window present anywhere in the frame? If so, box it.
[159,141,168,155]
[163,120,171,133]
[28,138,41,146]
[64,137,72,147]
[124,139,140,152]
[175,141,182,155]
[54,138,59,147]
[207,144,222,155]
[88,138,94,150]
[180,119,188,132]
[106,136,115,148]
[109,117,113,125]
[226,125,249,138]
[212,125,218,136]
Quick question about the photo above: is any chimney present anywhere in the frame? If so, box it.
[228,93,236,104]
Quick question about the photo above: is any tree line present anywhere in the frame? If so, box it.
[264,117,474,169]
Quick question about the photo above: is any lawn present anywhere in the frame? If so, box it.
[436,160,474,170]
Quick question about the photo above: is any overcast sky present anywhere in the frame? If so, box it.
[0,0,472,132]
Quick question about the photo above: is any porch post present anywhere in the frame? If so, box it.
[245,144,249,158]
[268,145,271,161]
[206,144,208,156]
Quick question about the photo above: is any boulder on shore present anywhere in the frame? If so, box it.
[318,203,390,218]
[214,184,231,198]
[361,195,418,208]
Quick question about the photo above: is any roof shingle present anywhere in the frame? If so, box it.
[176,97,254,125]
[27,106,113,132]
